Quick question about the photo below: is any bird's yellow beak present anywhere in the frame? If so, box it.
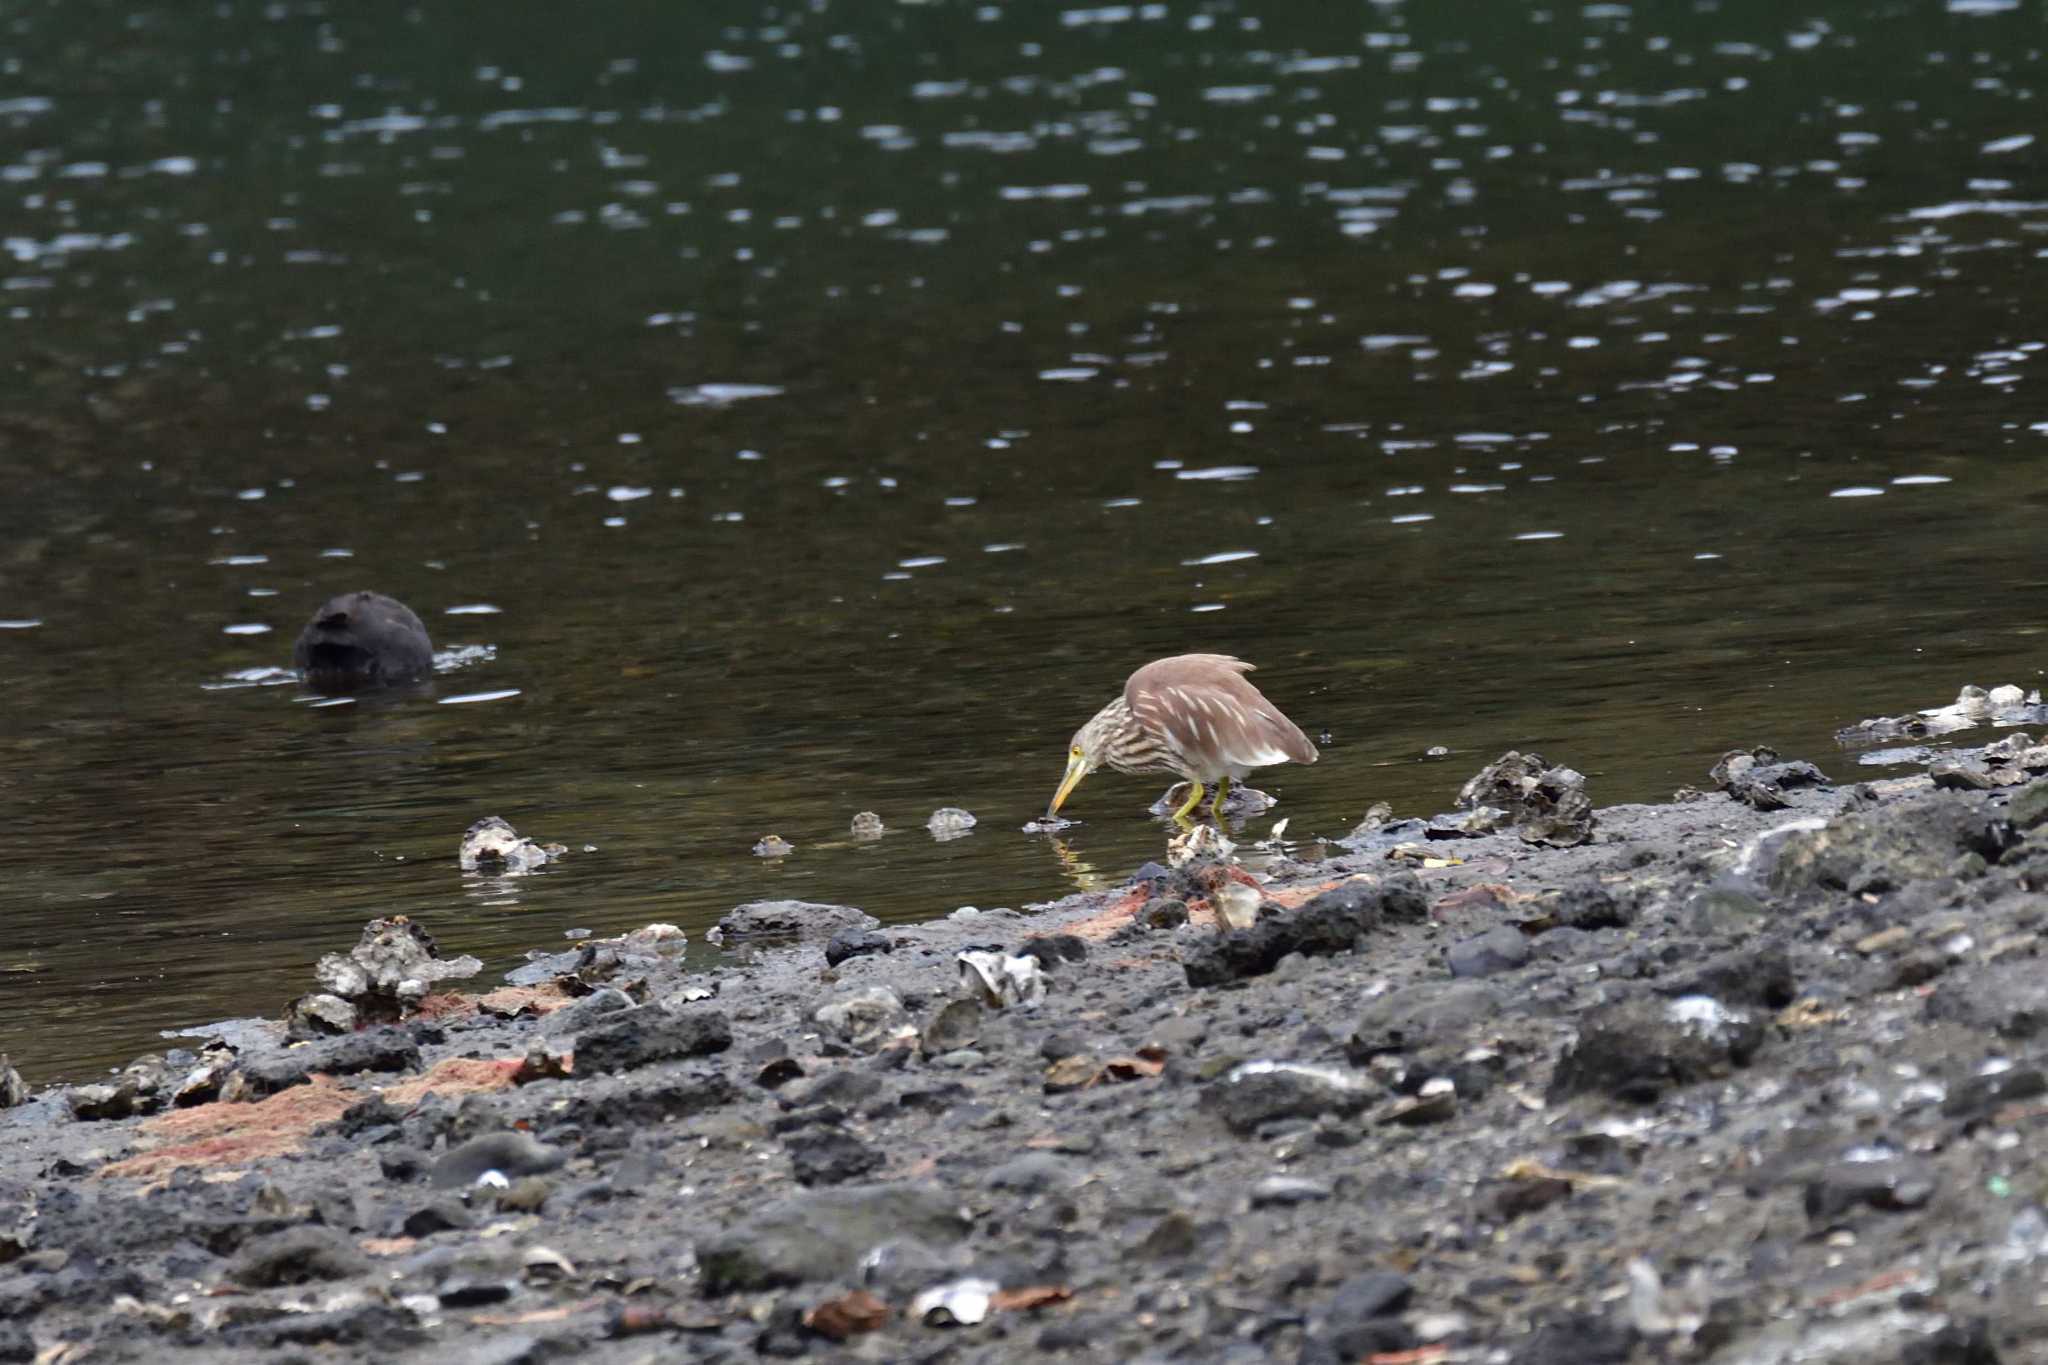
[1049,750,1088,816]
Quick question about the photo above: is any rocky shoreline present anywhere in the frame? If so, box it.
[5,722,2048,1364]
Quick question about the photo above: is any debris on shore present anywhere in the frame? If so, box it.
[7,748,2048,1363]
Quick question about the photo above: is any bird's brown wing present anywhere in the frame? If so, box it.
[1125,655,1319,769]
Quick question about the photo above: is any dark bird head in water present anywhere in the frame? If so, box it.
[292,590,434,694]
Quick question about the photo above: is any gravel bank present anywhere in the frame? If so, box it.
[5,741,2048,1364]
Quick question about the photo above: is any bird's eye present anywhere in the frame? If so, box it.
[1070,744,1083,758]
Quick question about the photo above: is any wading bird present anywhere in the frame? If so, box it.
[1048,653,1318,823]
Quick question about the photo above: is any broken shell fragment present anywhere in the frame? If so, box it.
[956,951,1047,1009]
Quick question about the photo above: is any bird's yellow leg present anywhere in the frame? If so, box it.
[1171,781,1206,823]
[1210,777,1230,818]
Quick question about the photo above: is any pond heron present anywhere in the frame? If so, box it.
[1048,653,1319,822]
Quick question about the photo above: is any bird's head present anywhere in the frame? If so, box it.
[1048,703,1120,815]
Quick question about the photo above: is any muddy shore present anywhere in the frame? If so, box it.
[5,730,2048,1364]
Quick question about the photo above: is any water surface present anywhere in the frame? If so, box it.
[4,0,2045,1080]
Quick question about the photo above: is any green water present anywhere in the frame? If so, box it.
[3,0,2044,1081]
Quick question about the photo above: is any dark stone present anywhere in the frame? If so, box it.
[1550,996,1764,1103]
[1137,1211,1202,1259]
[1660,941,1798,1011]
[572,1007,732,1074]
[1184,881,1395,987]
[920,999,982,1058]
[787,1130,884,1186]
[228,1227,372,1287]
[1804,1157,1938,1220]
[1553,882,1631,930]
[1941,1066,2047,1119]
[431,1132,567,1190]
[988,1153,1078,1194]
[1305,1271,1418,1362]
[1513,1314,1637,1365]
[1143,897,1190,928]
[293,590,434,693]
[379,1146,431,1182]
[403,1198,475,1237]
[1447,926,1532,978]
[697,1183,971,1292]
[2008,777,2048,832]
[1770,793,2015,895]
[330,1096,404,1140]
[1202,1062,1374,1134]
[1349,982,1504,1060]
[227,1303,423,1349]
[238,1029,421,1098]
[1015,934,1088,969]
[537,988,634,1037]
[1926,964,2048,1040]
[716,900,877,943]
[0,1322,32,1365]
[824,928,892,967]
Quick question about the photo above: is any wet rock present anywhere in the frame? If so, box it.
[0,1057,25,1109]
[293,589,433,693]
[1297,1270,1419,1362]
[1551,881,1632,930]
[1931,760,1999,793]
[1839,684,2048,746]
[315,917,482,1021]
[1152,781,1275,818]
[0,1322,31,1365]
[1142,897,1189,929]
[926,807,977,840]
[404,1198,476,1237]
[787,1130,884,1186]
[227,1226,372,1287]
[1550,996,1764,1103]
[751,834,795,858]
[697,1183,971,1292]
[233,1027,420,1099]
[2008,776,2048,832]
[537,986,634,1038]
[571,1006,732,1074]
[1711,746,1830,811]
[1457,751,1596,847]
[1925,963,2048,1039]
[1015,934,1088,970]
[1349,982,1504,1060]
[850,811,885,839]
[431,1133,566,1191]
[920,999,982,1058]
[66,1055,176,1120]
[283,991,358,1040]
[988,1152,1078,1194]
[1804,1156,1938,1220]
[1940,1065,2046,1119]
[1447,925,1533,978]
[814,987,910,1051]
[227,1304,422,1351]
[1659,941,1798,1011]
[458,816,562,874]
[716,899,877,944]
[824,928,892,967]
[1137,1211,1204,1259]
[1202,1061,1374,1134]
[1513,1314,1637,1365]
[1183,878,1411,987]
[1769,794,2015,894]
